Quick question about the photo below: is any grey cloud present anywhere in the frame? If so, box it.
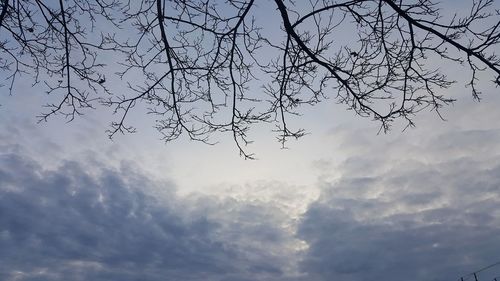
[0,148,297,281]
[298,128,500,281]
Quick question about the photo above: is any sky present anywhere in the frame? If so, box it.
[1,0,500,281]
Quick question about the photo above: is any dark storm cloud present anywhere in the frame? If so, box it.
[0,148,295,281]
[298,128,500,281]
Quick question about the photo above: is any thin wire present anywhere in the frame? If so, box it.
[459,261,500,281]
[476,262,500,274]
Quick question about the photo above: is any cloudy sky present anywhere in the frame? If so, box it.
[1,1,500,281]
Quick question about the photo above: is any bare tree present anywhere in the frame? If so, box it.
[1,0,499,158]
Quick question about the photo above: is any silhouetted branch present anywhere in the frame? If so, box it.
[1,0,499,157]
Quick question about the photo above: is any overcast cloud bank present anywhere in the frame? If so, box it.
[298,126,500,281]
[0,147,301,281]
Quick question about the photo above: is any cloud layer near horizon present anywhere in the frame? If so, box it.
[2,125,500,281]
[0,147,300,281]
[298,127,500,281]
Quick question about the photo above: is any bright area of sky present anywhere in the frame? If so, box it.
[1,1,500,281]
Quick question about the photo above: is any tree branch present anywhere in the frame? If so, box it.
[0,0,8,30]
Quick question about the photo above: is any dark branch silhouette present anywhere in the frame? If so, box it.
[1,0,499,158]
